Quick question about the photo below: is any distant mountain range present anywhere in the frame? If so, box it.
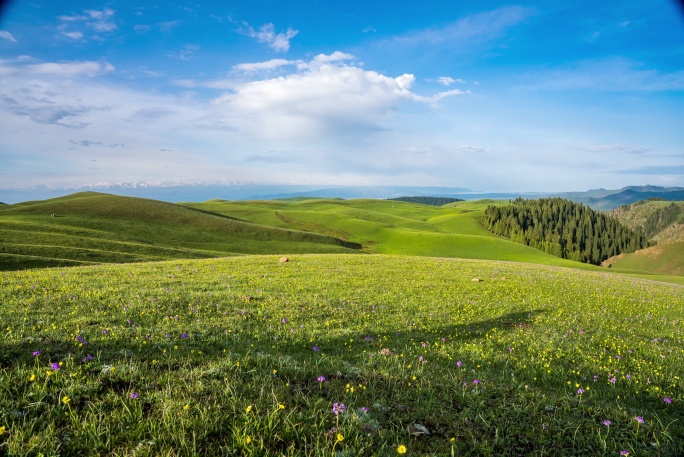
[554,185,684,210]
[0,183,682,209]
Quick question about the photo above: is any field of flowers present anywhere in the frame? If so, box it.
[0,254,682,456]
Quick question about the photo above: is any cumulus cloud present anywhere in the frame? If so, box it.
[0,31,17,42]
[61,31,84,40]
[213,52,466,141]
[238,22,299,52]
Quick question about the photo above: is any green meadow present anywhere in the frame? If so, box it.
[1,255,683,456]
[1,193,683,455]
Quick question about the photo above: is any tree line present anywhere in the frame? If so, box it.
[482,198,653,265]
[388,196,464,206]
[642,203,681,238]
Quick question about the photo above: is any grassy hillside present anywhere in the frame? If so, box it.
[183,198,597,269]
[0,192,360,270]
[1,255,682,455]
[608,201,684,276]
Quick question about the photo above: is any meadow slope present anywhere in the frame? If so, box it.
[0,192,360,270]
[1,255,682,456]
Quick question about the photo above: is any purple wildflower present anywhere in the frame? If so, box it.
[317,376,326,382]
[130,392,139,399]
[664,397,672,404]
[473,379,480,385]
[603,420,612,427]
[577,388,585,395]
[313,346,319,352]
[621,451,629,456]
[332,402,346,415]
[360,407,369,413]
[51,362,60,371]
[32,351,41,357]
[635,416,644,424]
[181,333,189,339]
[456,361,462,368]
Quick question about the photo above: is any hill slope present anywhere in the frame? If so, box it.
[183,198,605,270]
[0,192,360,270]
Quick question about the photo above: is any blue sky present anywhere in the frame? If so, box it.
[1,0,683,192]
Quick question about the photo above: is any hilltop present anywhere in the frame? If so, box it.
[0,192,360,270]
[556,185,684,210]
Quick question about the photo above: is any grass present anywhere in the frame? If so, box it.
[0,193,360,270]
[1,254,682,456]
[183,198,592,268]
[607,241,684,277]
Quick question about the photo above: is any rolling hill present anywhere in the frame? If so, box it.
[605,199,684,276]
[0,192,360,270]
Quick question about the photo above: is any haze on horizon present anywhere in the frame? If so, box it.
[1,0,683,193]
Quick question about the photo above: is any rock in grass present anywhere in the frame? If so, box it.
[471,277,482,282]
[279,256,289,263]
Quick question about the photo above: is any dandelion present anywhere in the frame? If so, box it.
[336,433,344,442]
[245,405,252,413]
[0,425,5,435]
[183,404,190,411]
[62,396,70,405]
[278,403,285,410]
[332,402,346,415]
[245,436,252,444]
[397,444,407,454]
[664,397,672,404]
[51,362,60,371]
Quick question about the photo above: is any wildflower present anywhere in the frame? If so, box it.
[577,388,585,395]
[360,406,369,413]
[278,403,285,410]
[336,433,344,442]
[245,436,252,444]
[62,396,70,405]
[130,393,139,399]
[183,404,190,411]
[29,374,35,382]
[0,426,5,435]
[332,402,346,415]
[603,420,612,427]
[473,379,480,385]
[313,346,319,351]
[32,351,41,357]
[664,397,672,404]
[397,444,407,454]
[635,416,644,424]
[609,377,616,384]
[621,451,629,456]
[51,363,60,371]
[456,361,462,368]
[245,405,252,413]
[181,333,189,339]
[317,376,326,382]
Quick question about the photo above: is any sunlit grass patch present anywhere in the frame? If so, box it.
[1,254,682,455]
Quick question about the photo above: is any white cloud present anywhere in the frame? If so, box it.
[213,52,465,141]
[0,31,17,42]
[239,22,299,52]
[436,76,465,86]
[58,8,117,37]
[384,6,533,47]
[233,59,301,72]
[62,31,84,40]
[158,21,180,32]
[26,61,115,77]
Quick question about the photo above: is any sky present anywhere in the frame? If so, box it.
[1,0,683,193]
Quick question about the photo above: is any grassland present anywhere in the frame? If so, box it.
[0,254,682,456]
[183,198,592,268]
[0,193,360,270]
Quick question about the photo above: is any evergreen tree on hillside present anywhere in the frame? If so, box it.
[388,196,464,206]
[482,198,653,265]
